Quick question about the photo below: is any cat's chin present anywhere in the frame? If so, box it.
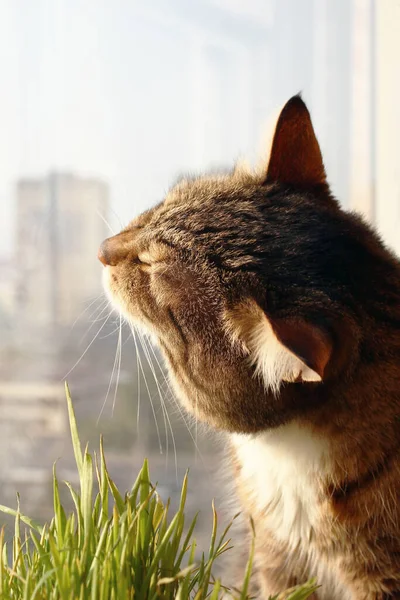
[165,375,288,435]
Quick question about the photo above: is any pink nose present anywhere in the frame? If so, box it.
[97,235,130,266]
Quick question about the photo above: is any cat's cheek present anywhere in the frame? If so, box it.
[149,273,174,310]
[149,266,207,310]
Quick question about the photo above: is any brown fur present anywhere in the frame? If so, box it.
[99,96,400,598]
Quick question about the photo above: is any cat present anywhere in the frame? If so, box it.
[99,95,400,599]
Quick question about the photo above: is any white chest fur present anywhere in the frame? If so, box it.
[231,422,329,547]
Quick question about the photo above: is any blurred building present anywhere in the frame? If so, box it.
[0,260,16,334]
[0,382,66,514]
[15,173,108,330]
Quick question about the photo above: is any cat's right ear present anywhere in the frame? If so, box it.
[263,95,327,190]
[224,299,332,394]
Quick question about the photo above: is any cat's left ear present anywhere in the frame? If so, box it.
[264,94,327,189]
[224,300,332,393]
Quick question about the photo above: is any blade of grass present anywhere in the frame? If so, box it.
[239,518,255,600]
[65,381,83,479]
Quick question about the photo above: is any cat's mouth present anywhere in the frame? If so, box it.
[101,266,124,314]
[101,263,156,337]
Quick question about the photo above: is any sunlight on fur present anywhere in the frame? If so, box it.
[225,299,320,394]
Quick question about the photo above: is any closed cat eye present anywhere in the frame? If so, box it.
[136,252,153,266]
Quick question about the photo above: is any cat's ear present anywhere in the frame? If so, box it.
[224,300,332,393]
[264,94,327,189]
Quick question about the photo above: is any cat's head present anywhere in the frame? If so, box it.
[99,95,388,433]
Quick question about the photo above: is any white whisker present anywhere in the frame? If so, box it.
[70,294,104,331]
[100,320,123,339]
[122,331,132,347]
[96,209,116,235]
[130,325,163,454]
[135,331,141,432]
[112,314,123,416]
[86,297,109,322]
[195,391,198,466]
[97,315,122,425]
[63,311,113,380]
[137,331,169,458]
[110,207,124,229]
[78,302,110,344]
[147,341,206,466]
[138,331,179,478]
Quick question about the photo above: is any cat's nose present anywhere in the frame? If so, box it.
[98,235,130,266]
[98,241,110,265]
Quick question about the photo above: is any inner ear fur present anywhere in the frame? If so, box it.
[265,94,327,189]
[224,299,332,393]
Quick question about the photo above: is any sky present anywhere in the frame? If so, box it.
[0,1,184,256]
[0,0,270,258]
[0,0,352,260]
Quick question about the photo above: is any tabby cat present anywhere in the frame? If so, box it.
[99,96,400,599]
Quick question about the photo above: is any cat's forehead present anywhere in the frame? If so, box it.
[129,175,243,230]
[163,171,257,209]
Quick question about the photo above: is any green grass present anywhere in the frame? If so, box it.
[0,383,318,599]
